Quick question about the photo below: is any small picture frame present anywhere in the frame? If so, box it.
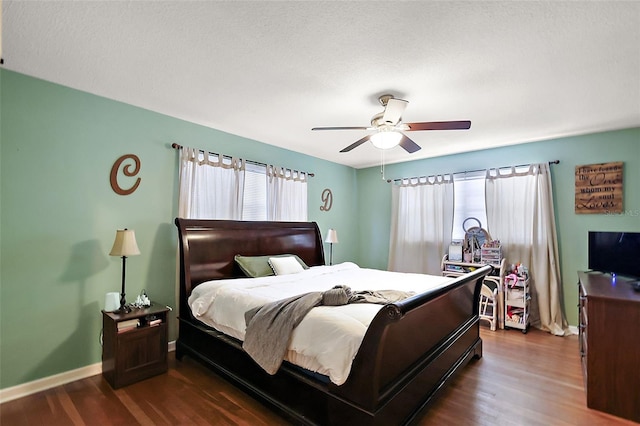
[449,244,463,262]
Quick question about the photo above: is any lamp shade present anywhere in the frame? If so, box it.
[370,130,402,149]
[109,229,140,257]
[325,228,339,244]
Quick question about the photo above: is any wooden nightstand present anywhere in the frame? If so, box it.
[102,303,170,389]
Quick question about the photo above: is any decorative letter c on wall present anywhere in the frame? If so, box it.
[320,188,333,211]
[110,154,141,195]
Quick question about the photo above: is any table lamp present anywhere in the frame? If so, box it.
[325,228,339,265]
[109,228,140,313]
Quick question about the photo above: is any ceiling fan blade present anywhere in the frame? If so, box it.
[398,134,421,153]
[340,135,371,153]
[405,120,471,131]
[382,98,408,125]
[312,126,369,131]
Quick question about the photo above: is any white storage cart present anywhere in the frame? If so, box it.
[503,273,530,333]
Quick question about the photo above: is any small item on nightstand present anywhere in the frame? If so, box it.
[144,314,162,326]
[132,289,151,308]
[117,318,140,333]
[104,292,120,312]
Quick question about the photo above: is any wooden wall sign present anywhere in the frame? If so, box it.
[110,154,141,195]
[575,161,623,214]
[320,188,333,211]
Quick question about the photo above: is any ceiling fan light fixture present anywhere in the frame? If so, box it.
[370,129,402,150]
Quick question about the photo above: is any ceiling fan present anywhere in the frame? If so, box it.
[312,94,471,153]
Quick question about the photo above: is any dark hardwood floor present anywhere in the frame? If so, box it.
[1,327,637,425]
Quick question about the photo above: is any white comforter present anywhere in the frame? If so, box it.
[188,262,452,385]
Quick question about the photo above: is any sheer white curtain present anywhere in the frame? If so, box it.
[266,165,308,221]
[178,146,245,219]
[388,175,454,275]
[485,163,569,335]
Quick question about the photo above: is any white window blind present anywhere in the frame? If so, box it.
[452,171,488,240]
[242,163,267,221]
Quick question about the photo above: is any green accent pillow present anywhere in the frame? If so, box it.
[234,254,309,278]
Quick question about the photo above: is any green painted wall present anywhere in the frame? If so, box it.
[356,128,640,327]
[0,69,357,389]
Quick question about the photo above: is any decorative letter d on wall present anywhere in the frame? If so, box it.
[110,154,141,195]
[320,188,333,211]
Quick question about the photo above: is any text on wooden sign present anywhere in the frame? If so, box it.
[575,161,623,214]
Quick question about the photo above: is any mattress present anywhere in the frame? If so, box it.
[188,262,452,385]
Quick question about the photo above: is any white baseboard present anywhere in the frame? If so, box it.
[0,363,102,404]
[568,325,579,335]
[0,340,176,404]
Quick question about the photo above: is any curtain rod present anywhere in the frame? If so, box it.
[386,160,560,183]
[171,143,314,177]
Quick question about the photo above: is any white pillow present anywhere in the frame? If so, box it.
[268,256,305,275]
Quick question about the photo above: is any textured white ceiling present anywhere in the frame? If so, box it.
[3,1,639,168]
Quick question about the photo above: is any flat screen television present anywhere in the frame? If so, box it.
[588,231,640,279]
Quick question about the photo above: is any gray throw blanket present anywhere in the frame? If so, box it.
[242,285,414,375]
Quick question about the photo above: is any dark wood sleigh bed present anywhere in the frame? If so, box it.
[175,218,492,425]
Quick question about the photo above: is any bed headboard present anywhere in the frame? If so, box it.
[175,218,326,316]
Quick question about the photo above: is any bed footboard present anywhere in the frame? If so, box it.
[329,264,492,424]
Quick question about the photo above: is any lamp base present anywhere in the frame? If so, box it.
[116,293,130,314]
[329,243,333,266]
[115,305,131,314]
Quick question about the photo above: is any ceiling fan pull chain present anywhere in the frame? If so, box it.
[380,149,386,180]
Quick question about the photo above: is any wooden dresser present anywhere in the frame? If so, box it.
[578,271,640,423]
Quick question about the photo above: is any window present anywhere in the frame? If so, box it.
[452,171,487,241]
[178,145,308,221]
[242,163,267,220]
